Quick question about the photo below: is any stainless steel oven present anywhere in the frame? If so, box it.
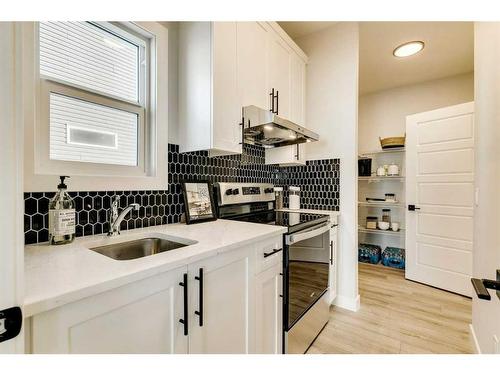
[214,182,331,354]
[283,218,331,354]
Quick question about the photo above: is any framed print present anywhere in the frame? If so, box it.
[181,180,217,224]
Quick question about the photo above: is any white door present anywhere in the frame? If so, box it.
[188,247,255,354]
[255,261,282,354]
[237,22,269,110]
[406,102,474,296]
[32,267,189,354]
[267,32,290,118]
[0,22,24,354]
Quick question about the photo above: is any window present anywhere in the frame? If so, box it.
[38,21,149,169]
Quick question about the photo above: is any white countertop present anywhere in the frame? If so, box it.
[24,220,287,317]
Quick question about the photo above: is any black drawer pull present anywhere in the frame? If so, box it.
[179,273,188,336]
[264,248,282,258]
[194,268,204,327]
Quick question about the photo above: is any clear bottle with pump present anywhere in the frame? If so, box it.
[48,176,76,245]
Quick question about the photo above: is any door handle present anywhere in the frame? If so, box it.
[194,268,204,327]
[408,204,421,211]
[471,270,500,301]
[0,306,22,343]
[179,273,188,335]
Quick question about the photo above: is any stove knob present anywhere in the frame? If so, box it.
[264,188,274,194]
[232,188,240,195]
[225,189,233,195]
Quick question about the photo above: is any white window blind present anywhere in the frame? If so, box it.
[39,21,140,103]
[49,93,138,166]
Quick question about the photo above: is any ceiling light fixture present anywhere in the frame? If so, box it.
[264,124,274,131]
[393,41,424,58]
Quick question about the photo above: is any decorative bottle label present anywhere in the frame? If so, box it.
[49,209,76,236]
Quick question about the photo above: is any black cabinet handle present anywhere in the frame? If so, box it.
[408,204,421,211]
[270,88,275,113]
[264,248,282,258]
[471,270,500,301]
[179,273,188,336]
[275,90,279,115]
[330,241,334,265]
[194,268,204,327]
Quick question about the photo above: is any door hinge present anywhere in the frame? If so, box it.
[0,306,22,343]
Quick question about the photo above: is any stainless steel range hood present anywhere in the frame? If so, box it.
[242,105,319,147]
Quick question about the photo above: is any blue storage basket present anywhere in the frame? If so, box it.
[358,243,382,264]
[382,247,405,269]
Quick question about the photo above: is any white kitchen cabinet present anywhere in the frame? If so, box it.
[29,235,285,354]
[178,22,241,156]
[328,218,339,305]
[265,45,307,166]
[267,31,291,119]
[237,22,270,110]
[187,245,255,354]
[31,266,188,354]
[255,260,283,354]
[265,144,306,166]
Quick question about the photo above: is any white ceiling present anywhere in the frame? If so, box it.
[359,22,474,94]
[279,21,474,95]
[278,22,337,39]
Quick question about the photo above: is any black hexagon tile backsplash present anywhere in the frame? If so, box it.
[24,143,340,244]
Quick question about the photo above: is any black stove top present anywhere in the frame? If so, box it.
[229,210,329,233]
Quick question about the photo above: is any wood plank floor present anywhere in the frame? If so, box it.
[307,262,474,354]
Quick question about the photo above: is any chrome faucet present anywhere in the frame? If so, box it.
[108,196,140,237]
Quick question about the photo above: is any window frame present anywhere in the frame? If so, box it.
[23,21,168,192]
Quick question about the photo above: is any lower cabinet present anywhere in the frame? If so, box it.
[255,260,283,354]
[32,266,189,354]
[30,236,283,354]
[187,246,254,354]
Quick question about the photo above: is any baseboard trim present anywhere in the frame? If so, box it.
[469,324,481,354]
[333,294,360,312]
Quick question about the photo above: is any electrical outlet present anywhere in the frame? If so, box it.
[494,335,500,354]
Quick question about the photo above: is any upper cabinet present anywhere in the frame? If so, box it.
[237,22,269,110]
[178,22,308,158]
[178,22,241,156]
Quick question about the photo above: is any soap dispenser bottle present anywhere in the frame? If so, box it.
[48,176,76,245]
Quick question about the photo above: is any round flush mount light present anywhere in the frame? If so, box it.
[393,41,425,58]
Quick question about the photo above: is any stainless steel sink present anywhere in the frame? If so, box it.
[90,237,189,260]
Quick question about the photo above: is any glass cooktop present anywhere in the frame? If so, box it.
[229,210,329,233]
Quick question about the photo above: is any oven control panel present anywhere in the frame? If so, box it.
[242,186,261,195]
[217,183,275,206]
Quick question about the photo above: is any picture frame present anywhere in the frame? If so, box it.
[181,180,217,225]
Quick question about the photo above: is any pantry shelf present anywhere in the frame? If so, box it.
[358,176,405,182]
[358,201,406,208]
[358,148,405,157]
[358,227,405,237]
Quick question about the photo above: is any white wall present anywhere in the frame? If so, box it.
[471,22,500,354]
[296,22,360,311]
[163,22,179,145]
[359,72,474,153]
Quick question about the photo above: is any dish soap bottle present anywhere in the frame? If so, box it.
[48,176,76,245]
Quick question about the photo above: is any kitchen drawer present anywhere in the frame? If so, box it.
[255,235,283,274]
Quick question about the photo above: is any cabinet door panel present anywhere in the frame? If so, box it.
[290,53,306,126]
[188,247,254,353]
[237,22,269,110]
[255,261,282,354]
[212,22,241,154]
[32,267,188,354]
[268,34,290,118]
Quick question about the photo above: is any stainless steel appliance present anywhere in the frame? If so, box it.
[215,182,331,353]
[242,105,319,147]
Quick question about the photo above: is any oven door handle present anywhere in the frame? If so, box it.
[286,223,330,245]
